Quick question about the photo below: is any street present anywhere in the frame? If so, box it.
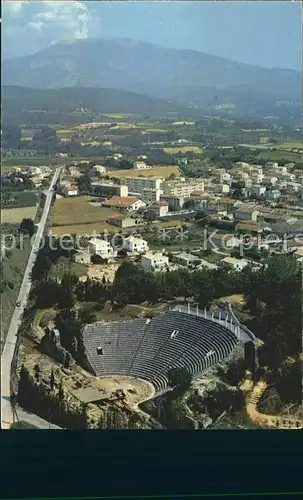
[1,168,62,430]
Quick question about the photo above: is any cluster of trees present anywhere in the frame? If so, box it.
[17,364,88,428]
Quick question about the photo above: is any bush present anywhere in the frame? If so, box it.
[11,420,39,429]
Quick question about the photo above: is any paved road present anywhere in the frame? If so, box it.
[1,168,61,430]
[12,407,63,430]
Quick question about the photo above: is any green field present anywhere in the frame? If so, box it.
[2,156,104,169]
[1,238,32,349]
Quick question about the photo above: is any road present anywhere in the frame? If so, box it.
[1,168,62,430]
[13,407,63,430]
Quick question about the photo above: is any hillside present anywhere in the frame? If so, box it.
[3,38,300,100]
[2,85,190,123]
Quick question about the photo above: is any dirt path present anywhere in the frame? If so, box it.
[244,380,302,429]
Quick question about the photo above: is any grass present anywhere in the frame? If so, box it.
[51,196,117,226]
[11,421,39,429]
[108,166,180,180]
[49,257,88,279]
[274,141,303,150]
[163,146,202,154]
[49,222,121,236]
[1,238,32,348]
[2,156,104,168]
[1,205,37,224]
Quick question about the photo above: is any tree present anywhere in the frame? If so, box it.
[19,218,35,237]
[50,369,55,391]
[167,367,192,397]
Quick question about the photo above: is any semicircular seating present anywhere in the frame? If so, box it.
[82,311,241,394]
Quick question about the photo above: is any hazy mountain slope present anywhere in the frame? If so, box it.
[2,85,190,118]
[3,38,300,100]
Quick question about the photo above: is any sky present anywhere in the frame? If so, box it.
[2,1,301,71]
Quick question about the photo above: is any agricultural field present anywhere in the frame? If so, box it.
[49,222,121,237]
[163,146,202,154]
[1,205,37,224]
[49,257,88,280]
[108,166,180,180]
[274,141,303,150]
[51,195,117,226]
[1,238,32,347]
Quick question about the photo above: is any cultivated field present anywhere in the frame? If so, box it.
[49,222,121,236]
[51,196,117,226]
[1,206,37,224]
[163,146,202,154]
[108,166,180,180]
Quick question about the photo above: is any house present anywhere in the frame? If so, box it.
[102,196,146,212]
[63,185,79,197]
[88,238,115,259]
[140,252,169,272]
[107,214,142,228]
[214,184,230,194]
[160,195,184,210]
[249,185,267,197]
[146,201,169,219]
[210,233,241,250]
[30,175,42,188]
[92,165,107,174]
[133,161,151,170]
[235,222,271,235]
[124,236,149,253]
[174,252,200,268]
[221,257,249,271]
[113,153,123,161]
[234,206,259,222]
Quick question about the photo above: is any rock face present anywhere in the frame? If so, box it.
[40,327,75,367]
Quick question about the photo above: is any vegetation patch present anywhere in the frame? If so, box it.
[108,166,180,180]
[163,146,202,154]
[51,196,117,226]
[1,205,37,224]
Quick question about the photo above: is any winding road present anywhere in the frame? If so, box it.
[1,167,62,430]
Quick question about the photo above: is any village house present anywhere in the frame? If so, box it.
[209,232,241,250]
[88,237,116,259]
[106,214,142,228]
[145,200,169,219]
[140,252,169,272]
[221,256,249,271]
[124,236,149,254]
[63,184,79,197]
[174,252,200,268]
[102,196,146,213]
[133,161,152,170]
[234,206,259,222]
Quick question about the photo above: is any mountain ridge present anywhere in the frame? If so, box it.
[3,37,300,99]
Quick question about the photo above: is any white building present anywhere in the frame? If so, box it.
[63,185,79,196]
[122,176,164,194]
[133,161,152,170]
[221,257,249,271]
[29,166,42,175]
[113,153,123,161]
[103,196,146,212]
[141,252,169,272]
[88,238,115,259]
[124,236,149,254]
[141,188,162,204]
[162,179,204,198]
[249,185,267,197]
[92,165,107,174]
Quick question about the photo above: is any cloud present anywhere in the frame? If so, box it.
[28,1,93,39]
[3,0,29,14]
